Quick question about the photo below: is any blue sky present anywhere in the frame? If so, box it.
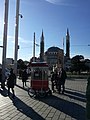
[0,0,90,64]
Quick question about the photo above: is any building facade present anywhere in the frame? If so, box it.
[6,58,14,69]
[45,46,64,71]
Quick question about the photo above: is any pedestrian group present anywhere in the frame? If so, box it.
[0,67,67,99]
[51,67,67,94]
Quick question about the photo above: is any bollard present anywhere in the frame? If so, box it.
[86,75,90,119]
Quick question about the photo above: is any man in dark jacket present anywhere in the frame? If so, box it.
[58,68,67,94]
[7,69,16,98]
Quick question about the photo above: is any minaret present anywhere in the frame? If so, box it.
[66,28,70,58]
[33,32,35,62]
[40,30,44,62]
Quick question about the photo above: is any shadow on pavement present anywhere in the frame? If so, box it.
[64,89,86,102]
[38,94,86,120]
[2,83,86,120]
[10,95,45,120]
[0,87,8,97]
[15,84,28,91]
[0,86,45,120]
[66,87,86,94]
[15,82,86,120]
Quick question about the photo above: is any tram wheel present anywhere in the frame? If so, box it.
[38,90,46,98]
[28,88,36,98]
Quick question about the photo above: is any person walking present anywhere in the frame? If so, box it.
[19,69,22,79]
[51,72,55,92]
[58,68,67,94]
[22,69,28,87]
[7,69,16,98]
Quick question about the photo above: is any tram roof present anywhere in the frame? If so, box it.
[30,62,48,67]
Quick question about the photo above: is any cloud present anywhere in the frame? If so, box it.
[7,35,32,44]
[18,37,32,44]
[45,0,57,4]
[0,35,32,46]
[45,0,61,5]
[45,0,76,6]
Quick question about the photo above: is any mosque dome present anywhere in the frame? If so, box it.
[47,46,62,52]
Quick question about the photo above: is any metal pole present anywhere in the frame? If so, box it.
[14,0,20,77]
[1,0,9,89]
[63,37,64,69]
[33,32,35,62]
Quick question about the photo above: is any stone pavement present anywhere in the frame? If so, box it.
[0,78,87,120]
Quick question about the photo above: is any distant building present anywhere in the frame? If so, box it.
[6,58,14,69]
[64,57,71,71]
[45,46,64,71]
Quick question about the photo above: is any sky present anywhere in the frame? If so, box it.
[0,0,90,64]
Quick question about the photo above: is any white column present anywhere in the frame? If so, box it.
[2,0,9,88]
[14,0,20,76]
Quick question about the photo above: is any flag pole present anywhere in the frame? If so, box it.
[33,32,35,62]
[1,0,9,89]
[14,0,20,78]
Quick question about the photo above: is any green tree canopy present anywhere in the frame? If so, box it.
[71,55,84,74]
[17,59,27,69]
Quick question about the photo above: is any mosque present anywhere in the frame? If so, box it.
[31,28,70,71]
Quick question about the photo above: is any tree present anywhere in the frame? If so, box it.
[17,59,27,69]
[71,55,84,74]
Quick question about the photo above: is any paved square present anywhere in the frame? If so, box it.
[0,78,87,120]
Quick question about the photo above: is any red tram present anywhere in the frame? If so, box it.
[28,62,52,97]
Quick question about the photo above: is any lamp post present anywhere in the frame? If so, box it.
[14,0,22,77]
[1,0,9,89]
[33,32,39,62]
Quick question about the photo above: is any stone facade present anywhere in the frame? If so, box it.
[45,46,64,71]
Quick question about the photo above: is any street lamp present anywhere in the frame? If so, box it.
[33,32,35,62]
[1,0,9,89]
[14,0,22,78]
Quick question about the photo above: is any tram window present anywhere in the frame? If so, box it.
[34,71,40,80]
[33,69,42,80]
[31,68,48,80]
